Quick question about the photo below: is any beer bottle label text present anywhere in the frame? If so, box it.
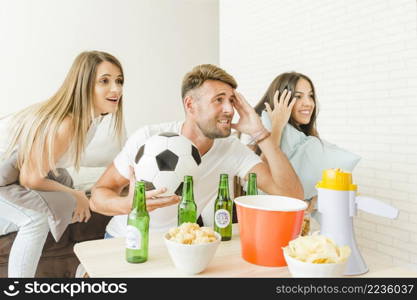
[215,209,231,228]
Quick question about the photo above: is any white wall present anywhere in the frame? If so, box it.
[0,0,219,134]
[220,0,417,270]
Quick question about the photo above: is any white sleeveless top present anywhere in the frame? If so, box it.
[56,117,102,168]
[0,115,102,168]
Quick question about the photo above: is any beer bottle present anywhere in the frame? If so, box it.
[126,181,150,263]
[178,175,197,225]
[246,172,258,195]
[214,174,233,241]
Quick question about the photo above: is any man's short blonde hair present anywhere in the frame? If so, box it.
[181,64,238,99]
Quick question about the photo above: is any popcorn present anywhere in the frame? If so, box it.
[167,223,218,245]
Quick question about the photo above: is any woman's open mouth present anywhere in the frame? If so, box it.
[106,97,119,103]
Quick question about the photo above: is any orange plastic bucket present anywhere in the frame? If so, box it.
[235,195,307,267]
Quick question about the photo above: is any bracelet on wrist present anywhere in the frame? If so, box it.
[249,128,271,145]
[255,130,271,144]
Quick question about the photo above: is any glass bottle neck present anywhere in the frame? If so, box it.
[132,182,147,212]
[247,174,258,195]
[182,177,194,203]
[217,175,230,199]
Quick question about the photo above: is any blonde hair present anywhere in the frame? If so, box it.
[181,64,237,99]
[5,51,124,176]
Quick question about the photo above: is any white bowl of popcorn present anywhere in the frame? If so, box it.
[164,223,221,275]
[283,235,351,278]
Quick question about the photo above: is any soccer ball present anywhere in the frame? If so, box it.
[133,132,201,196]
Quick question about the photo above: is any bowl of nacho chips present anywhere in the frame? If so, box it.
[283,235,351,277]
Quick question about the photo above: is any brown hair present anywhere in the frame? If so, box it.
[254,72,319,137]
[181,64,237,99]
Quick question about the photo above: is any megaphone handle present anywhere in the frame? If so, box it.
[356,196,399,219]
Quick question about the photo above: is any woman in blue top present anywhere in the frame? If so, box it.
[253,72,320,234]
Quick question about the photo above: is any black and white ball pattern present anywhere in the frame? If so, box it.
[134,132,201,196]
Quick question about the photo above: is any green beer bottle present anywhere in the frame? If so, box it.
[247,173,258,195]
[126,181,150,263]
[214,174,233,241]
[178,175,197,225]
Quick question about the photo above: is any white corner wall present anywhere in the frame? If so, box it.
[0,0,219,134]
[220,0,417,270]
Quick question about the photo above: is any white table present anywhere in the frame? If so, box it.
[74,225,417,278]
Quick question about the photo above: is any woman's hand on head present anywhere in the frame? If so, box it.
[72,190,91,223]
[265,89,296,135]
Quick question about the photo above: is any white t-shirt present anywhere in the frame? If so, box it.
[106,121,262,237]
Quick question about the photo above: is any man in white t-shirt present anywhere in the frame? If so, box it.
[90,64,303,237]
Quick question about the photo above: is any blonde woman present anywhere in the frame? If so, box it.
[0,51,125,277]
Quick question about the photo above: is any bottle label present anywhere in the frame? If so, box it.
[215,209,231,228]
[126,225,142,249]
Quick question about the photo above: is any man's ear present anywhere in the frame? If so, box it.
[183,95,195,115]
